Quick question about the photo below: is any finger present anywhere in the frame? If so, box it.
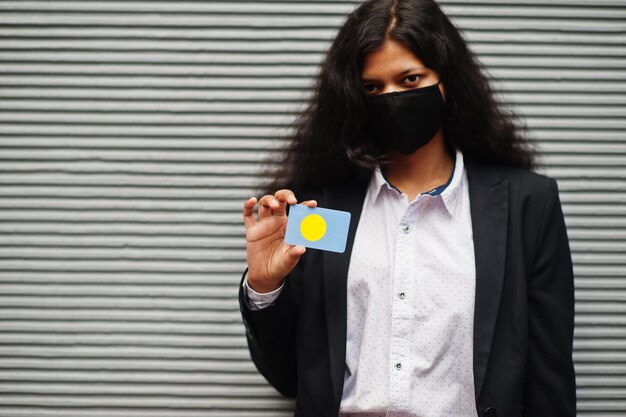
[289,245,306,257]
[275,189,297,205]
[258,194,279,220]
[285,244,306,260]
[300,199,317,208]
[243,197,257,229]
[273,189,296,216]
[276,244,306,279]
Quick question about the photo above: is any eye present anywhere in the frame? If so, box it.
[404,74,421,84]
[363,84,378,94]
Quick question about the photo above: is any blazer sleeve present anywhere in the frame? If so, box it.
[238,264,301,398]
[523,177,577,415]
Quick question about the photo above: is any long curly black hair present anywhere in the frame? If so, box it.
[256,0,540,196]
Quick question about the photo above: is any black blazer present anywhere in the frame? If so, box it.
[239,157,576,417]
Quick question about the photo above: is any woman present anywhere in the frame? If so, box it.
[239,0,576,416]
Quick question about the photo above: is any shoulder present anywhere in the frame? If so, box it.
[466,157,558,200]
[494,163,558,197]
[490,164,564,235]
[465,159,562,223]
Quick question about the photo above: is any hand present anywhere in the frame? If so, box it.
[243,189,317,293]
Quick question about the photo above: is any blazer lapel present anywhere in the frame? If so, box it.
[321,175,369,404]
[465,158,509,401]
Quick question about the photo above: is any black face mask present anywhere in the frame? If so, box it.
[365,81,445,155]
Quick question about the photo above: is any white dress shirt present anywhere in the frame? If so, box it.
[243,147,477,416]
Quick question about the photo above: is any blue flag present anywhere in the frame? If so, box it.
[284,204,352,253]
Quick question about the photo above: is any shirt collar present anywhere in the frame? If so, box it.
[369,147,465,217]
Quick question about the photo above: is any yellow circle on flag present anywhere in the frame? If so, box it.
[300,214,327,242]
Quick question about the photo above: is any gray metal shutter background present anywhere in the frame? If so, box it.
[0,0,624,415]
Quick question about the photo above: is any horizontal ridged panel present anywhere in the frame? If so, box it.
[1,0,624,415]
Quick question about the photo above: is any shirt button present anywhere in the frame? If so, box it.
[402,225,410,233]
[395,362,402,370]
[398,292,406,299]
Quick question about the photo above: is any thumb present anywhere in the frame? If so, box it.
[283,244,306,266]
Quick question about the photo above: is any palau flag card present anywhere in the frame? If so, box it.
[284,204,352,254]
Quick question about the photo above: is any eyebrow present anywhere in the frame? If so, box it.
[362,66,426,82]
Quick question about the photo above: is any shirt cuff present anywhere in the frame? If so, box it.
[242,272,285,310]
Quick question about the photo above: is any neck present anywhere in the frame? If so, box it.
[381,132,454,198]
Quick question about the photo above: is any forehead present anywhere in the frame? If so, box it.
[361,38,426,79]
